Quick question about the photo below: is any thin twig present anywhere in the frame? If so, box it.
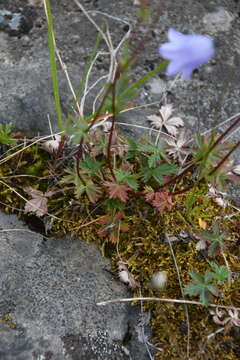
[55,48,82,118]
[0,132,64,166]
[97,297,240,311]
[80,51,109,118]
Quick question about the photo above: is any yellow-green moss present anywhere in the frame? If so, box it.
[0,314,17,329]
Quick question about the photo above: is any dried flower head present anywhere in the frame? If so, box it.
[147,104,183,136]
[117,261,140,289]
[41,135,61,153]
[165,129,191,164]
[150,271,168,289]
[210,307,240,333]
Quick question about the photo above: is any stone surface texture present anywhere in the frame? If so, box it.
[0,212,150,360]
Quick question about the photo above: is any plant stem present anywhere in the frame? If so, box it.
[208,115,240,154]
[106,79,120,180]
[43,0,63,131]
[209,141,240,176]
[157,116,240,192]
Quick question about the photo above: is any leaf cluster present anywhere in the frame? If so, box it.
[0,123,17,145]
[184,263,230,306]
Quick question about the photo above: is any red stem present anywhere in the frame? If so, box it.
[106,82,117,180]
[209,140,240,176]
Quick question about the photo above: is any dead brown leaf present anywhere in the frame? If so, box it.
[24,187,55,217]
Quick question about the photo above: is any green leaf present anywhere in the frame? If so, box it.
[141,167,163,185]
[190,270,204,283]
[44,0,63,131]
[80,156,103,174]
[184,283,201,296]
[125,137,141,159]
[85,182,101,203]
[200,225,226,257]
[184,269,219,306]
[104,198,125,211]
[208,262,230,284]
[65,119,89,144]
[114,169,139,190]
[141,163,177,185]
[0,123,17,145]
[206,284,219,297]
[204,270,214,284]
[199,289,211,307]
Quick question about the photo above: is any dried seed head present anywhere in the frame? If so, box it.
[150,271,168,290]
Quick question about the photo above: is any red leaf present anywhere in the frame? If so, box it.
[152,191,174,214]
[104,181,131,202]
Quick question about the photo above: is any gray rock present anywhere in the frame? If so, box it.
[0,212,151,360]
[0,1,239,159]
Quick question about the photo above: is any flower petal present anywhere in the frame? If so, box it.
[168,28,185,42]
[166,60,184,77]
[159,29,215,79]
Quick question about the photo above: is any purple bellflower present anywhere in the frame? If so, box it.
[159,28,215,80]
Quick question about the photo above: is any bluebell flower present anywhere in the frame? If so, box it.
[159,28,215,80]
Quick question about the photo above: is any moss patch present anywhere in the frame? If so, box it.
[0,144,240,359]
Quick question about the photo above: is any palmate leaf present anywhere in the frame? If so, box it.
[61,168,101,203]
[189,270,204,283]
[141,163,177,184]
[184,269,218,306]
[193,133,233,181]
[114,169,139,190]
[208,262,230,284]
[80,156,103,175]
[200,224,226,257]
[151,192,174,214]
[103,180,131,203]
[85,182,102,203]
[65,117,89,144]
[23,187,55,217]
[141,140,168,167]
